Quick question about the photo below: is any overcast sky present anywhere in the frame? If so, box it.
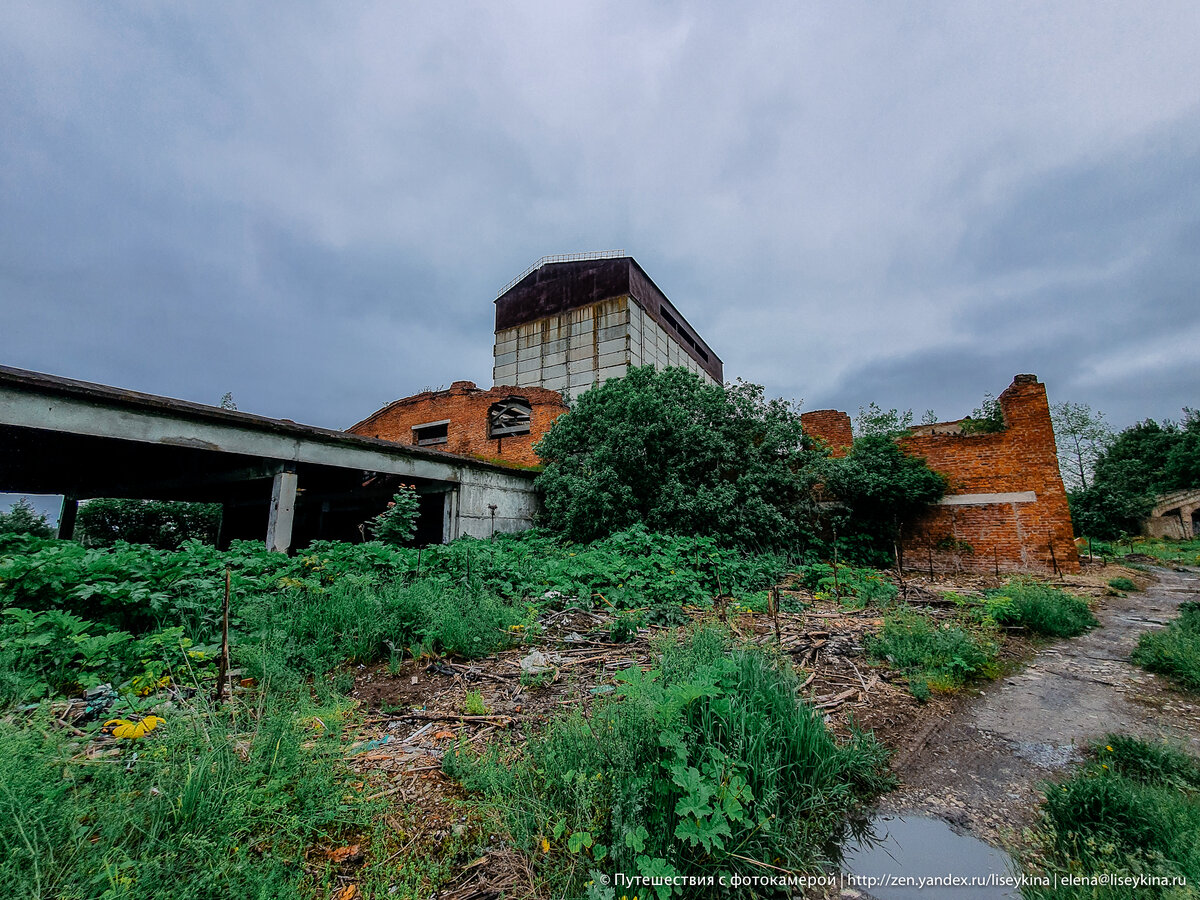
[2,1,1198,445]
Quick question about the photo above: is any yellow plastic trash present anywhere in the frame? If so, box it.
[104,716,164,739]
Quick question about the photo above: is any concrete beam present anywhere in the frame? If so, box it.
[938,491,1037,506]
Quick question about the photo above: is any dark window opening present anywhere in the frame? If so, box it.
[413,421,449,446]
[658,307,709,362]
[489,397,532,438]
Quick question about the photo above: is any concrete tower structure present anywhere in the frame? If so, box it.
[492,252,723,395]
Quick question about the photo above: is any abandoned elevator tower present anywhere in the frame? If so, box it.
[492,252,723,394]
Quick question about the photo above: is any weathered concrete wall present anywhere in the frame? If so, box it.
[452,466,542,539]
[494,294,717,395]
[802,375,1079,574]
[347,381,567,469]
[628,300,714,381]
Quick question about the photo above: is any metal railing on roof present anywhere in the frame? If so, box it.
[496,249,626,298]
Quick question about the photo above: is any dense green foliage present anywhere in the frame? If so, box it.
[984,580,1097,638]
[1132,601,1200,692]
[818,435,947,557]
[1070,410,1200,539]
[864,610,998,700]
[0,497,53,538]
[0,527,787,703]
[535,367,824,551]
[447,627,892,896]
[958,392,1006,434]
[536,366,950,562]
[369,487,420,545]
[1021,735,1200,899]
[75,498,222,549]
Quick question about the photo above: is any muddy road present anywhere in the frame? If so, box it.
[883,565,1200,845]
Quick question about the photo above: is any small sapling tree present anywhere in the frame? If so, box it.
[370,487,421,545]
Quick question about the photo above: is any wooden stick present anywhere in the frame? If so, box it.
[213,568,231,704]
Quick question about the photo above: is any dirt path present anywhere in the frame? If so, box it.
[883,565,1200,846]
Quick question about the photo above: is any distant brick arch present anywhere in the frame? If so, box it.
[1145,488,1200,539]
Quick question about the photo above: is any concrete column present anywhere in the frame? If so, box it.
[266,471,298,552]
[443,488,459,543]
[57,494,78,540]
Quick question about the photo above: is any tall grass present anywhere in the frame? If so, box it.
[1132,602,1200,692]
[864,610,998,700]
[0,697,371,899]
[1020,735,1200,899]
[985,579,1097,638]
[445,628,892,895]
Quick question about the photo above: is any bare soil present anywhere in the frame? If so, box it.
[336,561,1200,898]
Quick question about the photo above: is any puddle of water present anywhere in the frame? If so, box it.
[839,815,1019,900]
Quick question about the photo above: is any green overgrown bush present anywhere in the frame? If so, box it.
[984,580,1097,638]
[446,628,892,895]
[794,563,898,607]
[865,610,998,699]
[1020,735,1200,899]
[1107,576,1138,592]
[368,487,420,545]
[1132,602,1200,692]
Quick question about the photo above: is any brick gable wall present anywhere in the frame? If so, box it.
[802,375,1079,574]
[347,381,568,469]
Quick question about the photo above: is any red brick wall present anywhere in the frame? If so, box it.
[801,409,854,458]
[898,375,1079,574]
[347,382,568,468]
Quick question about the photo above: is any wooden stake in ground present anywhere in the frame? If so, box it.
[769,585,782,644]
[831,522,841,601]
[1048,532,1061,578]
[213,568,231,703]
[893,538,907,601]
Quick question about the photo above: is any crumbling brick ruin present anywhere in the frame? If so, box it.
[799,409,853,458]
[346,381,568,469]
[804,375,1080,575]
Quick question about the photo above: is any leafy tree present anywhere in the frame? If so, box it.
[0,497,54,538]
[219,392,238,411]
[855,403,914,437]
[820,435,948,554]
[959,392,1006,434]
[1050,401,1113,491]
[1068,487,1151,540]
[1163,409,1200,492]
[534,367,824,551]
[1068,410,1200,538]
[369,487,420,545]
[75,499,221,549]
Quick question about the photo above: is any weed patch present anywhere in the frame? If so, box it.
[445,628,892,896]
[1019,735,1200,899]
[1132,602,1200,692]
[984,579,1097,638]
[865,610,998,699]
[0,697,372,898]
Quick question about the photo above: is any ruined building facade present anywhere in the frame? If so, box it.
[492,253,722,396]
[346,382,568,469]
[804,375,1080,575]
